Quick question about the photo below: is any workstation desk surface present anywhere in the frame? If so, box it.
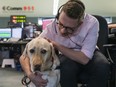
[0,40,29,45]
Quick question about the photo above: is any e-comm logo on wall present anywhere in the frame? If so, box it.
[2,6,35,13]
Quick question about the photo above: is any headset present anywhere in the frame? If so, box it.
[55,0,85,21]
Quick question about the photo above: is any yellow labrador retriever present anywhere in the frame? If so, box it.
[22,37,60,87]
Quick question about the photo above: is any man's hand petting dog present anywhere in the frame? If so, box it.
[44,38,58,48]
[29,72,48,87]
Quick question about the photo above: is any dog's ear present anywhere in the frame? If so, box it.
[50,43,60,70]
[22,43,29,58]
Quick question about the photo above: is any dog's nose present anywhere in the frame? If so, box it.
[34,65,41,71]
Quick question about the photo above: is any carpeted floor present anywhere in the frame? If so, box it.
[0,67,24,87]
[0,67,83,87]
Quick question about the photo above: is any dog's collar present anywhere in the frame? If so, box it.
[51,57,60,70]
[55,65,61,70]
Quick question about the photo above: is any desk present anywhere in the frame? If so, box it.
[108,24,116,29]
[0,40,29,45]
[0,40,29,53]
[0,40,29,66]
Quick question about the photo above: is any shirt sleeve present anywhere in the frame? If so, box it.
[81,20,99,59]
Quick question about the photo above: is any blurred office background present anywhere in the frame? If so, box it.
[0,0,116,27]
[0,0,116,87]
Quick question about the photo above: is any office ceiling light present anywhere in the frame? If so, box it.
[53,0,59,15]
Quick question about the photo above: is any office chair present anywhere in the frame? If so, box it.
[77,15,114,87]
[95,15,116,87]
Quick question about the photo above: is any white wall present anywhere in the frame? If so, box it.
[81,0,116,17]
[59,0,116,17]
[0,0,54,17]
[0,0,116,17]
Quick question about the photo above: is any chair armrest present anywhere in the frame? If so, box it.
[103,44,116,64]
[103,44,116,48]
[111,28,116,34]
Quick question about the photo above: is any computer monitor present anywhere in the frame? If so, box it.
[42,18,55,30]
[23,25,34,39]
[104,17,112,24]
[12,27,22,39]
[0,28,11,39]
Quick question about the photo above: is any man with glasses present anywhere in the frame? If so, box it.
[20,0,110,87]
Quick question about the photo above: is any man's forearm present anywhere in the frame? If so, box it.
[19,55,32,76]
[55,43,90,65]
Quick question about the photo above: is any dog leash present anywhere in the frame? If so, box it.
[21,75,31,87]
[21,72,39,87]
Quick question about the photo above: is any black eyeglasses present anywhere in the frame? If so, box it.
[56,21,78,34]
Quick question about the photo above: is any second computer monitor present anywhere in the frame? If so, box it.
[12,27,23,39]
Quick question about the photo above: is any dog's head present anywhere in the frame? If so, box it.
[23,37,60,72]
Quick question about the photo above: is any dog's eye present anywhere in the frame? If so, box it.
[30,49,35,53]
[41,49,47,54]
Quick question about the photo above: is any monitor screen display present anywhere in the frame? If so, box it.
[23,25,34,39]
[10,15,26,23]
[0,28,11,39]
[12,28,22,38]
[42,18,54,30]
[104,17,112,24]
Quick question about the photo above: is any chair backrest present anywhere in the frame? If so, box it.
[93,15,109,55]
